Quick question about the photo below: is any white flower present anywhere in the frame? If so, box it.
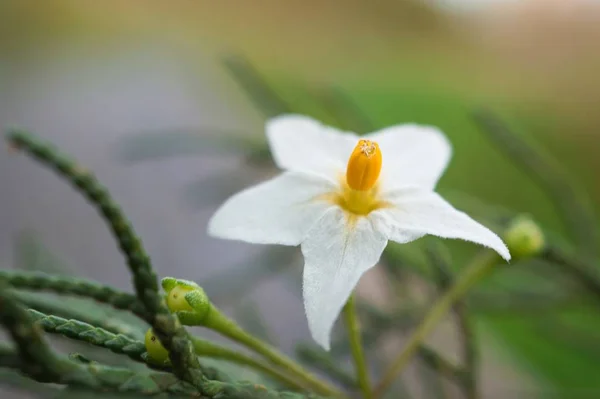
[208,115,510,350]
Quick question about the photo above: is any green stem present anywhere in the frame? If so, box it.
[426,243,478,399]
[27,309,147,362]
[26,307,306,391]
[191,337,304,392]
[0,270,147,319]
[6,130,203,385]
[13,290,143,338]
[373,251,499,399]
[203,309,343,397]
[296,345,357,389]
[343,294,372,399]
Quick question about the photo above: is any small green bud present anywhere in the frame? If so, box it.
[161,277,199,294]
[144,329,169,364]
[504,215,545,259]
[161,277,212,324]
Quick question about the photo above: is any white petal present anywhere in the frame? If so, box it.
[301,208,388,350]
[266,114,358,180]
[208,172,336,246]
[365,124,452,191]
[377,190,510,260]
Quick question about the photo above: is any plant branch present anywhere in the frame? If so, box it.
[426,244,478,399]
[6,130,203,386]
[373,251,499,399]
[25,307,306,391]
[343,294,372,398]
[27,309,147,362]
[0,270,147,319]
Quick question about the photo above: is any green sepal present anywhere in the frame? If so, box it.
[160,277,178,293]
[174,310,205,326]
[184,290,211,319]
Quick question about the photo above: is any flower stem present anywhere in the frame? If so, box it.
[203,309,343,397]
[373,250,499,399]
[190,337,305,391]
[343,293,372,399]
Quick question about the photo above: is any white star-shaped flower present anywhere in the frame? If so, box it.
[208,115,510,350]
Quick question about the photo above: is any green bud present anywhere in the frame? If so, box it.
[166,285,196,312]
[504,215,545,259]
[161,277,212,325]
[161,277,199,293]
[144,328,169,365]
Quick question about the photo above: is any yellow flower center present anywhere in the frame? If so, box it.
[346,140,382,191]
[322,139,387,216]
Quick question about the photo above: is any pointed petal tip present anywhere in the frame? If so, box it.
[311,330,332,351]
[498,245,512,262]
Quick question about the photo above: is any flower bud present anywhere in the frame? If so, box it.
[144,328,169,364]
[161,277,212,325]
[166,285,196,312]
[504,215,545,259]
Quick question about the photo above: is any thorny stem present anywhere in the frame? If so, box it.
[26,307,306,391]
[13,289,144,339]
[0,284,204,396]
[343,294,372,399]
[28,309,147,362]
[6,130,203,387]
[373,251,499,399]
[0,270,147,319]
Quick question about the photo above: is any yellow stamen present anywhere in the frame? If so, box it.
[346,139,382,191]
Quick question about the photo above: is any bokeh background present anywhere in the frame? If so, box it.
[1,1,599,398]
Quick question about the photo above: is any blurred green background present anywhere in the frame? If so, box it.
[1,1,599,398]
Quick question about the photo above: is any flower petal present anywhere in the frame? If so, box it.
[365,124,452,191]
[377,190,510,260]
[208,172,336,245]
[301,208,388,350]
[266,114,358,180]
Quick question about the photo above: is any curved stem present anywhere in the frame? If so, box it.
[27,309,146,361]
[373,251,498,399]
[343,294,372,399]
[7,130,203,385]
[203,308,343,397]
[191,337,304,392]
[0,270,146,319]
[26,306,308,392]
